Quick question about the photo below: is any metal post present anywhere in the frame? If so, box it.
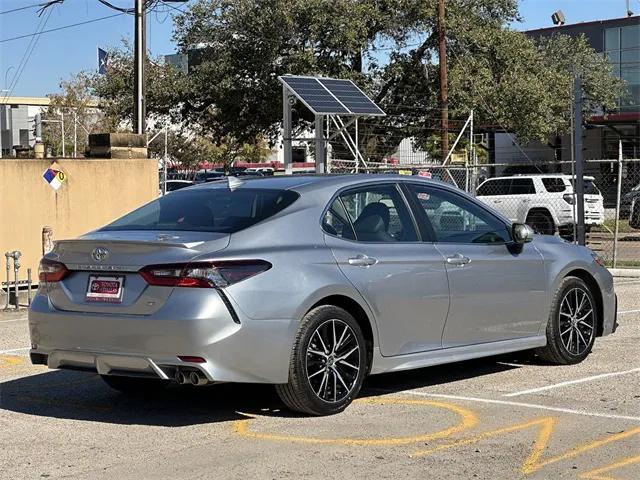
[326,116,331,173]
[73,109,77,158]
[613,140,624,268]
[163,124,168,195]
[315,115,325,174]
[12,251,20,310]
[60,112,65,157]
[467,109,474,193]
[27,268,32,307]
[42,226,54,255]
[573,74,586,246]
[283,86,292,175]
[355,118,359,173]
[570,98,577,244]
[134,0,145,134]
[3,252,9,310]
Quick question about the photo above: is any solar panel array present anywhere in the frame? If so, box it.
[279,76,385,116]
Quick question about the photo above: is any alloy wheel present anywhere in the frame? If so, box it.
[559,287,595,356]
[305,319,361,403]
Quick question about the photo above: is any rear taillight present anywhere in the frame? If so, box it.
[139,261,271,288]
[38,259,69,283]
[563,194,575,205]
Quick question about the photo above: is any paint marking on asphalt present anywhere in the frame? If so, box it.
[618,308,640,315]
[0,317,28,323]
[503,368,640,398]
[412,415,640,477]
[0,347,29,354]
[399,391,640,423]
[579,454,640,480]
[234,397,478,446]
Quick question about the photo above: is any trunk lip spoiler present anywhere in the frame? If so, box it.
[54,239,205,249]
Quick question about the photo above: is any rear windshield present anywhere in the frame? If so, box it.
[101,188,299,233]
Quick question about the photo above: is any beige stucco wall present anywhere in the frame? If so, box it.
[0,158,158,282]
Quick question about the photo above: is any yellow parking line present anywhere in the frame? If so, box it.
[411,416,556,459]
[579,454,640,480]
[234,397,478,446]
[527,427,640,474]
[412,415,640,476]
[0,355,25,368]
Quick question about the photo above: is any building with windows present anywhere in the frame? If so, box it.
[489,16,639,205]
[526,15,639,159]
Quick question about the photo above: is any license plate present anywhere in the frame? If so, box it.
[86,275,125,303]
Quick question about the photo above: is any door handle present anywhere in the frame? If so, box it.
[493,200,503,204]
[446,254,471,266]
[348,254,378,267]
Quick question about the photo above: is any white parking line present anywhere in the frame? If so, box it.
[0,347,30,354]
[618,309,640,315]
[503,368,640,398]
[400,391,640,423]
[0,317,28,324]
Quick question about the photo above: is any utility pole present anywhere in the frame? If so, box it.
[133,0,145,134]
[438,0,449,163]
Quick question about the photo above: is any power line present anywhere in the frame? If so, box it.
[2,6,54,103]
[0,2,44,15]
[0,13,125,44]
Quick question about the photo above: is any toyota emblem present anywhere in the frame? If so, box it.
[91,247,109,262]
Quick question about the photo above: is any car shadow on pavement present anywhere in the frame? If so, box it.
[0,353,528,425]
[360,353,525,398]
[0,369,282,426]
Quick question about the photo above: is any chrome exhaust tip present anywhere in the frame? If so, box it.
[189,370,208,386]
[175,370,189,385]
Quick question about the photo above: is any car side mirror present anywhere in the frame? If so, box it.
[512,223,534,244]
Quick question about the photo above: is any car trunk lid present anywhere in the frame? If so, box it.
[45,230,229,315]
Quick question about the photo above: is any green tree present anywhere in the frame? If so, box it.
[90,41,187,131]
[170,0,622,159]
[42,73,105,157]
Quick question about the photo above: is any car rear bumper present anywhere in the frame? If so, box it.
[28,291,298,384]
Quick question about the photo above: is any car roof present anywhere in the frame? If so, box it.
[188,174,452,192]
[484,174,595,181]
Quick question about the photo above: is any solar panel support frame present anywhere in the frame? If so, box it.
[279,75,385,174]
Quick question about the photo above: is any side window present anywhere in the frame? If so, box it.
[477,179,511,196]
[510,178,535,195]
[542,178,567,193]
[322,199,356,240]
[338,184,418,242]
[407,185,511,244]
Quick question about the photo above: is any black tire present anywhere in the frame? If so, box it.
[100,375,170,395]
[526,211,555,235]
[276,305,367,416]
[536,276,598,365]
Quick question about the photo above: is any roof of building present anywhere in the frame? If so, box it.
[0,96,99,108]
[525,15,639,35]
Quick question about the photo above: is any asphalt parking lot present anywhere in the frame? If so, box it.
[1,279,639,480]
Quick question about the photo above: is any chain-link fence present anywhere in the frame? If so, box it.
[326,156,640,268]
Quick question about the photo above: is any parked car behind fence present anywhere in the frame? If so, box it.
[476,174,605,236]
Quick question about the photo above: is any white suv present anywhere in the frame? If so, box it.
[476,174,605,235]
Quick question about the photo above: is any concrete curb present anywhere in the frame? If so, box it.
[609,268,640,278]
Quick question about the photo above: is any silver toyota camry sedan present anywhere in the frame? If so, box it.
[29,175,617,415]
